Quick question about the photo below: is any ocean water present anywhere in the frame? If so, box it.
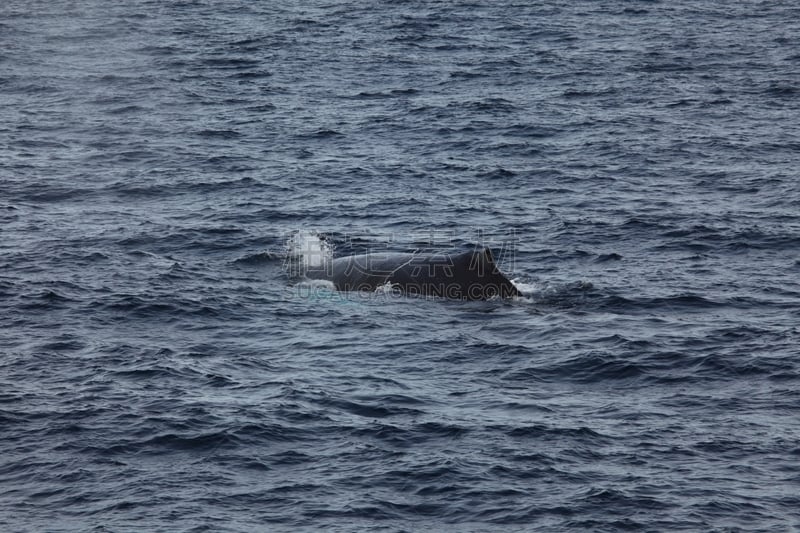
[2,0,800,531]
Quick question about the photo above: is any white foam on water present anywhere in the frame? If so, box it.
[285,230,333,274]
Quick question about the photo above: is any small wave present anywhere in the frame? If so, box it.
[233,250,282,265]
[19,289,78,310]
[503,124,560,138]
[763,83,798,97]
[36,339,87,352]
[563,88,618,98]
[506,425,608,442]
[106,105,146,115]
[106,431,240,455]
[200,57,261,68]
[17,186,98,203]
[352,421,469,447]
[595,252,623,262]
[459,97,520,113]
[98,294,226,321]
[509,352,647,383]
[231,70,273,79]
[477,167,517,179]
[343,88,418,100]
[196,129,241,139]
[295,129,343,139]
[317,397,424,418]
[595,293,726,313]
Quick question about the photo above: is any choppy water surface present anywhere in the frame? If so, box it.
[2,1,800,531]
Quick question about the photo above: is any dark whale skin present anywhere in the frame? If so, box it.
[306,248,520,301]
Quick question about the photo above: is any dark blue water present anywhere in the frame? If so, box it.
[2,1,800,531]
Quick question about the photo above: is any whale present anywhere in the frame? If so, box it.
[305,247,520,300]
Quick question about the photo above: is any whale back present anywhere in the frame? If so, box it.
[306,248,519,300]
[387,248,519,300]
